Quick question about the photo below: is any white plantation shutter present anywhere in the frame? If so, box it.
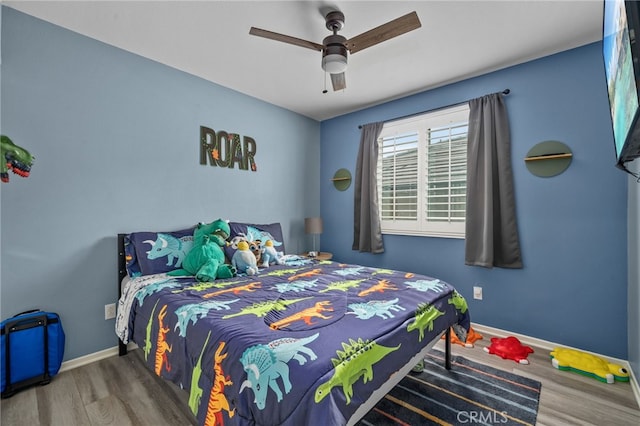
[426,122,468,222]
[377,104,469,238]
[379,132,419,222]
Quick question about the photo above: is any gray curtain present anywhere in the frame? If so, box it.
[465,93,522,268]
[353,122,385,253]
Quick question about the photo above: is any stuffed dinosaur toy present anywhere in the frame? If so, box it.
[1,135,34,183]
[260,239,284,267]
[232,240,259,276]
[168,219,236,281]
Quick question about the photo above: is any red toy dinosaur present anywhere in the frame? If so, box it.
[483,336,534,364]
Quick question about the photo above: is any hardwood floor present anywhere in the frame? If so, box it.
[2,332,639,425]
[1,348,196,426]
[446,334,640,426]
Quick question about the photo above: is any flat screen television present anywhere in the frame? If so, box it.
[603,0,640,174]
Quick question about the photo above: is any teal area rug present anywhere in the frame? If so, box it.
[357,350,541,426]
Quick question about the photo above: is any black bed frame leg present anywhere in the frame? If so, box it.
[445,327,452,370]
[119,339,128,356]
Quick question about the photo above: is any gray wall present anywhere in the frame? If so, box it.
[0,8,320,360]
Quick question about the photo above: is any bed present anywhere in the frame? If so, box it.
[115,222,470,426]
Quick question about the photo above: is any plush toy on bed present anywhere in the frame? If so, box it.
[248,240,262,265]
[260,239,284,267]
[232,241,259,276]
[168,219,236,282]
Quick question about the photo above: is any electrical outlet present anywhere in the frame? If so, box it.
[104,303,116,320]
[473,286,483,300]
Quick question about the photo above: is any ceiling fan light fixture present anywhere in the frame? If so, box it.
[322,53,348,74]
[322,34,348,74]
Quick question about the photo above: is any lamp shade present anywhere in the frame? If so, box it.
[321,54,348,74]
[305,217,323,234]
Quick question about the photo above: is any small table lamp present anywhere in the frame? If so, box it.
[304,217,323,256]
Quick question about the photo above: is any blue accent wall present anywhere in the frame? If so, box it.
[321,42,631,360]
[0,8,320,360]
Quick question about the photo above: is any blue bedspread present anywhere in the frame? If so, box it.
[117,257,470,426]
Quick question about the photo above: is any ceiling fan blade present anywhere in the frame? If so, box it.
[345,11,421,54]
[330,72,346,91]
[249,27,323,51]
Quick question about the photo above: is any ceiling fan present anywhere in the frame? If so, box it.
[249,10,421,91]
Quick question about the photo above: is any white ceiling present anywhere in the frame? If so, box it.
[4,1,604,121]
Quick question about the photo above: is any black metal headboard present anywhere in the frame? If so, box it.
[117,233,128,356]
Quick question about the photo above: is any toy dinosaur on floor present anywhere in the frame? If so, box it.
[1,135,34,182]
[484,336,534,364]
[441,325,483,347]
[550,347,629,384]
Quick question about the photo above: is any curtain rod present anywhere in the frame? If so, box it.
[358,89,510,129]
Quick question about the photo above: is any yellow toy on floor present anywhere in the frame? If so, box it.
[550,347,629,384]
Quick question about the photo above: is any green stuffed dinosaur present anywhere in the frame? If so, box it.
[1,135,34,183]
[169,219,236,282]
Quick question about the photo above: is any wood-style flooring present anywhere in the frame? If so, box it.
[2,331,639,425]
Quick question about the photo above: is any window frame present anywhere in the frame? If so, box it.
[376,104,470,239]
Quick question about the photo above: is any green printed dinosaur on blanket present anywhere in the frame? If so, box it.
[315,338,401,405]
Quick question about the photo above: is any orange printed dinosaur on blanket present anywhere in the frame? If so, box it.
[288,268,322,281]
[269,301,334,330]
[155,304,172,375]
[203,282,261,299]
[204,341,235,426]
[358,279,397,297]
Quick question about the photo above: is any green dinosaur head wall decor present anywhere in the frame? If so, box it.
[1,135,34,183]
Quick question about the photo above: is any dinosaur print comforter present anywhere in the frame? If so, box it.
[116,257,470,426]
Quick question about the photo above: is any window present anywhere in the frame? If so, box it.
[377,104,469,238]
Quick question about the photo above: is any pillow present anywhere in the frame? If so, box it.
[124,226,195,277]
[224,222,285,262]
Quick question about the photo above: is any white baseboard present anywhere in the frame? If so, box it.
[58,342,138,373]
[471,322,640,410]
